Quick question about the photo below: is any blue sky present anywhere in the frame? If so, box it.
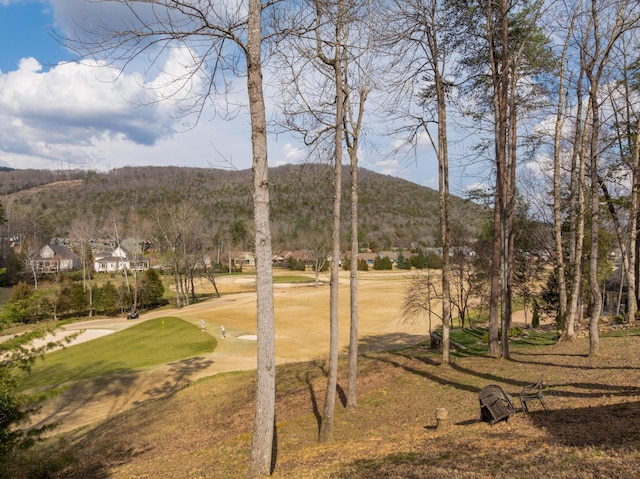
[0,2,66,71]
[0,1,479,192]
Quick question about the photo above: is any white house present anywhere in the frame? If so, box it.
[33,244,81,273]
[94,245,150,273]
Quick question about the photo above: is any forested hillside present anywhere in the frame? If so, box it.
[1,165,486,251]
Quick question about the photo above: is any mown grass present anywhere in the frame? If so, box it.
[19,317,216,391]
[445,327,559,358]
[273,274,317,283]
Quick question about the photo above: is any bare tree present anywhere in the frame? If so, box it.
[581,0,640,356]
[11,203,52,290]
[385,0,460,363]
[403,268,442,333]
[69,218,96,316]
[62,2,278,473]
[275,0,374,441]
[314,0,346,444]
[103,218,134,310]
[343,0,378,412]
[549,1,581,335]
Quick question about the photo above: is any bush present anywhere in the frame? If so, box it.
[532,300,540,328]
[1,282,38,324]
[612,315,626,325]
[139,269,165,308]
[342,258,368,271]
[425,253,443,269]
[373,256,392,270]
[508,327,524,338]
[396,253,411,270]
[287,257,306,271]
[481,327,523,343]
[93,281,120,316]
[410,252,427,269]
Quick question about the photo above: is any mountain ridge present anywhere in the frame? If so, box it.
[1,164,487,250]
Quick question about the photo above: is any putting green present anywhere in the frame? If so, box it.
[20,317,217,390]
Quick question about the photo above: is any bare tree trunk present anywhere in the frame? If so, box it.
[566,80,591,341]
[588,113,602,356]
[347,152,359,410]
[489,196,501,357]
[486,0,507,358]
[246,0,276,474]
[552,21,573,330]
[628,116,640,322]
[319,78,343,445]
[436,63,451,365]
[173,269,182,309]
[345,46,369,411]
[319,0,346,443]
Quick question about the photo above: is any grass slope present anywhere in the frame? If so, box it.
[20,317,216,390]
[9,329,640,478]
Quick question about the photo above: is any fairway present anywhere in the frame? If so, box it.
[20,317,217,390]
[27,270,439,433]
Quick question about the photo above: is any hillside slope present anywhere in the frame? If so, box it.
[9,332,640,478]
[2,164,487,250]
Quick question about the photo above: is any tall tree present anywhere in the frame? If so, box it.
[385,0,458,364]
[549,1,580,335]
[62,1,278,474]
[579,0,640,356]
[452,0,550,357]
[344,0,377,411]
[314,0,346,444]
[275,0,375,438]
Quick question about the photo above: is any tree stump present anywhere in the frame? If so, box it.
[435,407,449,431]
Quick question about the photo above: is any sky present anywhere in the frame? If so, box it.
[0,0,480,193]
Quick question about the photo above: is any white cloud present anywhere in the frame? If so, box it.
[464,181,491,194]
[281,143,305,164]
[421,176,438,188]
[373,158,401,176]
[0,47,257,170]
[0,0,470,189]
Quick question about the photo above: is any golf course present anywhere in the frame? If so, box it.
[23,269,431,434]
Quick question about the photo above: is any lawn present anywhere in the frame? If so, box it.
[19,317,217,390]
[10,328,640,479]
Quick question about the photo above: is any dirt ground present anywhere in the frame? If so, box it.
[29,270,439,434]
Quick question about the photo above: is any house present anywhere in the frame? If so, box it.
[275,250,318,268]
[379,251,399,263]
[229,251,256,269]
[94,245,150,273]
[32,244,81,273]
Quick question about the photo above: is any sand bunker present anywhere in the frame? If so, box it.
[238,335,258,340]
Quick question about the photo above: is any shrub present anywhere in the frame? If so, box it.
[508,327,524,338]
[532,300,540,328]
[373,256,393,270]
[612,315,626,325]
[396,253,411,270]
[425,253,443,269]
[139,269,165,308]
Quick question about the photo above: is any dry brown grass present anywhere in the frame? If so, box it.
[7,270,640,478]
[10,329,640,479]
